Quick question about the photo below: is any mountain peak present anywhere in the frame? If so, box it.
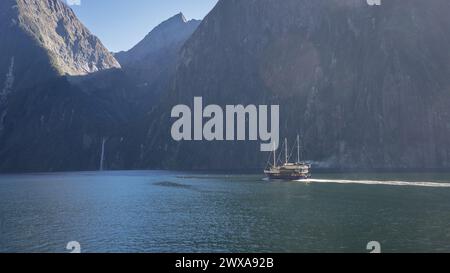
[0,0,120,80]
[115,13,201,66]
[172,12,187,23]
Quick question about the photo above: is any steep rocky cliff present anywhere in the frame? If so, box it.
[0,0,125,171]
[144,0,450,170]
[3,0,450,172]
[115,13,200,98]
[0,6,197,172]
[0,0,120,92]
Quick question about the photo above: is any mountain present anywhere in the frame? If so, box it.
[0,7,199,172]
[3,0,450,172]
[116,13,200,66]
[0,76,137,171]
[143,0,450,170]
[115,13,200,97]
[0,0,120,94]
[0,0,127,172]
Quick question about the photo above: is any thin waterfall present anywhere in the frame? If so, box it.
[99,137,106,171]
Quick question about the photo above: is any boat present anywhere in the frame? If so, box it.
[264,135,312,180]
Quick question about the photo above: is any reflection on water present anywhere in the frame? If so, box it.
[153,181,195,189]
[1,171,450,253]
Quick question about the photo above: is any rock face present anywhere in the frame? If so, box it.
[0,8,197,172]
[3,0,450,172]
[0,76,137,171]
[116,13,200,66]
[115,13,200,97]
[0,0,120,92]
[0,0,125,172]
[144,0,450,170]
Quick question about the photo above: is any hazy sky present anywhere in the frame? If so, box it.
[67,0,218,52]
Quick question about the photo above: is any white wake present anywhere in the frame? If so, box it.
[302,179,450,188]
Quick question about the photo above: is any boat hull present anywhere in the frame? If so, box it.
[265,173,311,181]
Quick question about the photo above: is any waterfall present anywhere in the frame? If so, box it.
[99,137,106,171]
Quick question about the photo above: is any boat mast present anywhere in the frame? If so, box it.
[273,142,277,167]
[285,138,288,164]
[297,135,300,163]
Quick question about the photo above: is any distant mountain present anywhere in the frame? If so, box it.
[116,12,200,66]
[0,0,120,93]
[115,13,200,96]
[144,0,450,170]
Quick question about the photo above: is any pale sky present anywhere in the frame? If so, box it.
[66,0,218,52]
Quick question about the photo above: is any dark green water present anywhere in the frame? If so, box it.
[1,171,450,253]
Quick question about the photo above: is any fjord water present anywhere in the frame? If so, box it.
[1,171,450,253]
